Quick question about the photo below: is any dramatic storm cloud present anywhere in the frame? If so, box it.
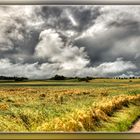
[0,5,139,79]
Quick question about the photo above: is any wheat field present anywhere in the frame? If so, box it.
[0,79,140,132]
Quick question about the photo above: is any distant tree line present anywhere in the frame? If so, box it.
[49,75,140,81]
[77,77,92,82]
[114,77,140,79]
[49,75,93,82]
[50,75,66,80]
[0,76,28,81]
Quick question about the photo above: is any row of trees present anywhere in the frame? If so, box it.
[49,75,140,81]
[0,75,139,81]
[0,76,28,81]
[50,75,93,82]
[114,77,140,79]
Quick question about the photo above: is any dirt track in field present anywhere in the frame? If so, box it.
[129,119,140,132]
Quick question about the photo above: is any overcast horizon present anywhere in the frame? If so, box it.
[0,5,139,79]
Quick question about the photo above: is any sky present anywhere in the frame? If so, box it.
[0,5,139,79]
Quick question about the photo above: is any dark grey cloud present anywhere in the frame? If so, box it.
[74,26,140,64]
[35,6,101,33]
[74,6,140,74]
[0,5,139,78]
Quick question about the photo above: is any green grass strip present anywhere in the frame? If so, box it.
[96,103,140,132]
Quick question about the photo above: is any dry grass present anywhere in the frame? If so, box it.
[0,79,139,131]
[37,94,140,131]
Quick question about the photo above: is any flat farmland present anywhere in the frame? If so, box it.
[0,79,140,132]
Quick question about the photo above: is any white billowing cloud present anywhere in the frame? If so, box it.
[35,29,89,70]
[61,56,88,70]
[35,29,64,58]
[93,58,136,74]
[0,59,39,78]
[0,58,60,79]
[74,58,137,77]
[0,57,136,79]
[76,17,107,40]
